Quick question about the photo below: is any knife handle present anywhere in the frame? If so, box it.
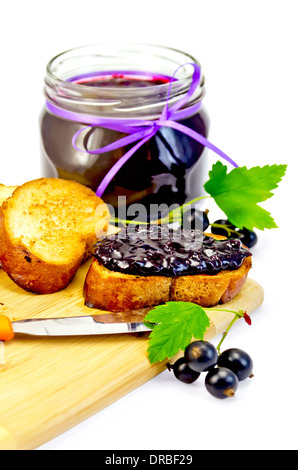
[0,316,14,341]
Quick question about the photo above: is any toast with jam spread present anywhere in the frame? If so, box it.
[84,226,252,312]
[0,178,109,294]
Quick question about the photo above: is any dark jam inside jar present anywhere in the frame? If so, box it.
[41,70,209,220]
[71,71,171,87]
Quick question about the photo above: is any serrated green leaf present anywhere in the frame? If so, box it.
[204,162,287,230]
[145,302,210,364]
[206,160,228,187]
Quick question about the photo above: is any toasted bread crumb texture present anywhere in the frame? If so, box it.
[0,178,109,294]
[3,179,108,263]
[84,255,252,311]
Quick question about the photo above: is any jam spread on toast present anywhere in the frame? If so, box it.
[93,226,252,277]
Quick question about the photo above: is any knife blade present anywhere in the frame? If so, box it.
[0,311,153,341]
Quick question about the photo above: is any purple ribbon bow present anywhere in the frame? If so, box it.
[46,63,238,198]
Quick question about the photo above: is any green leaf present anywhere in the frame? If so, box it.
[204,162,287,230]
[144,302,210,364]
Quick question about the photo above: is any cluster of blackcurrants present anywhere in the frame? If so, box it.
[167,341,253,399]
[184,209,257,249]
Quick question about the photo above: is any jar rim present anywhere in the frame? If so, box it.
[46,42,201,86]
[44,42,205,119]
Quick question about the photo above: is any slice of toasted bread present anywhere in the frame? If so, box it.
[84,233,252,312]
[0,178,109,294]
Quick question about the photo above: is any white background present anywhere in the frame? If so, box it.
[1,0,297,451]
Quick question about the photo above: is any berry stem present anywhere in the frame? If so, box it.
[215,315,239,354]
[210,223,239,237]
[160,195,211,225]
[205,308,248,354]
[110,195,212,227]
[207,308,246,316]
[110,216,148,226]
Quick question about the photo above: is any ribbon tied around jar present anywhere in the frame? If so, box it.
[46,63,238,198]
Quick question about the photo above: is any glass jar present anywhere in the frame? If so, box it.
[40,43,210,219]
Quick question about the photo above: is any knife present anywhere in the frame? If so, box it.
[0,311,153,341]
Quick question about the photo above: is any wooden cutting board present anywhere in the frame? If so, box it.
[0,262,264,450]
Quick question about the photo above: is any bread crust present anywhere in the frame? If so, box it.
[170,256,251,307]
[84,259,172,311]
[84,252,252,312]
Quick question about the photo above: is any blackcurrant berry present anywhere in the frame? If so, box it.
[182,209,209,231]
[205,367,239,399]
[167,357,201,384]
[217,348,254,381]
[211,219,236,237]
[184,341,218,373]
[237,228,257,248]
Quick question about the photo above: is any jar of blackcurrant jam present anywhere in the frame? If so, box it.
[40,43,210,219]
